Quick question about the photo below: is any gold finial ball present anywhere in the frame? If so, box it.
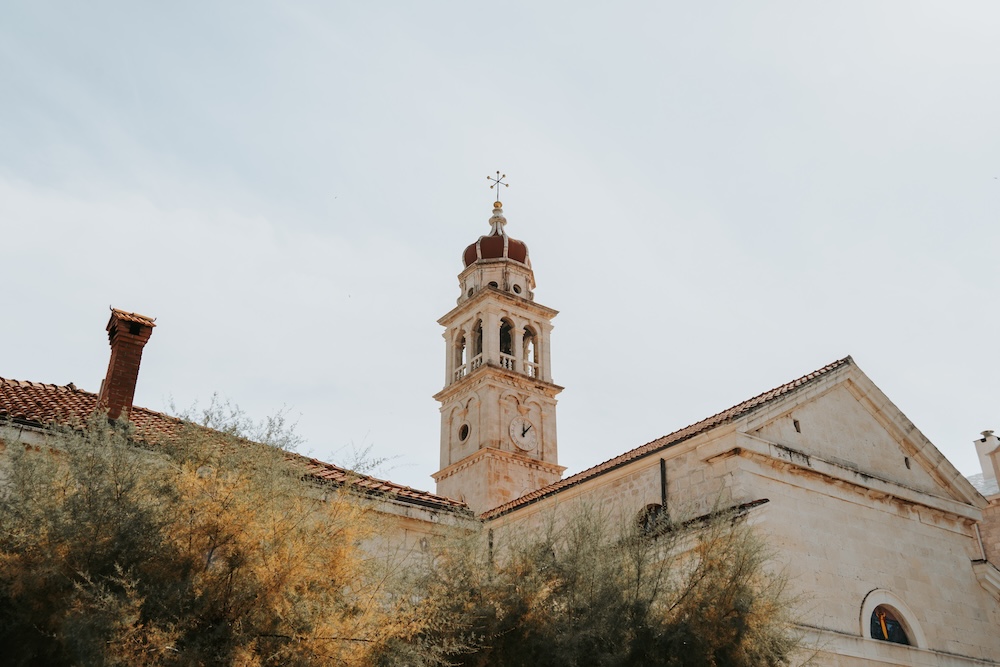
[494,200,502,208]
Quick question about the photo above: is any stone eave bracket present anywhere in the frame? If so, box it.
[972,560,1000,600]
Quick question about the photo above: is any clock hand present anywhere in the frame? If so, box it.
[522,424,532,437]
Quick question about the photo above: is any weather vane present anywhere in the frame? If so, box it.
[487,171,508,205]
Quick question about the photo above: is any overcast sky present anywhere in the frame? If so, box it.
[3,2,999,493]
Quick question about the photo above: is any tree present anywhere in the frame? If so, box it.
[375,502,802,667]
[0,406,803,666]
[0,406,404,666]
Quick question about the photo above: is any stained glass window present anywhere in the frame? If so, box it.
[871,605,909,645]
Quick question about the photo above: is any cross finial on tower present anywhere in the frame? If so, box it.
[487,171,508,206]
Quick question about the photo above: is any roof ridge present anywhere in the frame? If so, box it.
[0,377,84,392]
[483,356,854,518]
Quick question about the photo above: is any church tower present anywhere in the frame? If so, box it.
[432,200,565,514]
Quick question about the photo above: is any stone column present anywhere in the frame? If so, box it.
[444,330,454,385]
[540,322,554,382]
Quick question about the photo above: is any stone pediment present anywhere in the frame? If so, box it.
[740,362,984,512]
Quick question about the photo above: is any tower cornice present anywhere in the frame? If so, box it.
[433,363,563,403]
[431,447,566,485]
[438,287,559,327]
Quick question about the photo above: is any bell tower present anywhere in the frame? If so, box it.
[432,200,564,514]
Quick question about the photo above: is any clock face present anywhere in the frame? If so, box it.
[509,416,538,451]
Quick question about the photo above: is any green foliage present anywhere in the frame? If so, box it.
[0,409,396,666]
[377,504,801,667]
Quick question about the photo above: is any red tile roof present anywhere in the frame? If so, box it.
[482,356,854,519]
[0,377,468,514]
[0,378,180,438]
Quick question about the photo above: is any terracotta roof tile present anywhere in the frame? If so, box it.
[483,356,853,518]
[0,377,468,514]
[0,377,178,437]
[110,309,157,327]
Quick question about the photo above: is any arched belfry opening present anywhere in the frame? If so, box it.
[450,319,485,382]
[523,326,538,378]
[472,319,484,360]
[500,318,514,370]
[434,196,565,514]
[453,331,467,381]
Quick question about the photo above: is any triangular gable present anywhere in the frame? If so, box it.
[751,383,944,496]
[738,361,984,510]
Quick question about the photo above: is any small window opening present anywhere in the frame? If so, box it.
[904,456,911,469]
[488,281,499,289]
[129,322,142,335]
[467,287,474,297]
[500,319,513,355]
[512,284,522,294]
[459,424,470,441]
[523,326,537,376]
[871,606,909,645]
[473,320,483,357]
[793,419,801,433]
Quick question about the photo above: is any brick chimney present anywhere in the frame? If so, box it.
[99,308,156,420]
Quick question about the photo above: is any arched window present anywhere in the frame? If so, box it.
[500,319,513,355]
[457,333,467,366]
[860,590,924,648]
[499,319,515,370]
[472,320,483,357]
[523,326,538,378]
[871,606,909,645]
[452,331,468,382]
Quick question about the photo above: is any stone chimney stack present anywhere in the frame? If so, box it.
[99,308,156,421]
[976,430,1000,486]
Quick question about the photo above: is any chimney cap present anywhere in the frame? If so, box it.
[108,307,156,330]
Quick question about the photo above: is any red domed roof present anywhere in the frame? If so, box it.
[462,202,530,267]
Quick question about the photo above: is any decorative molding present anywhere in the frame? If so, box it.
[718,433,982,523]
[972,560,1000,601]
[434,364,562,402]
[439,286,558,326]
[432,446,565,483]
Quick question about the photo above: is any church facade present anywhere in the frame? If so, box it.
[3,201,1000,666]
[427,200,1000,665]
